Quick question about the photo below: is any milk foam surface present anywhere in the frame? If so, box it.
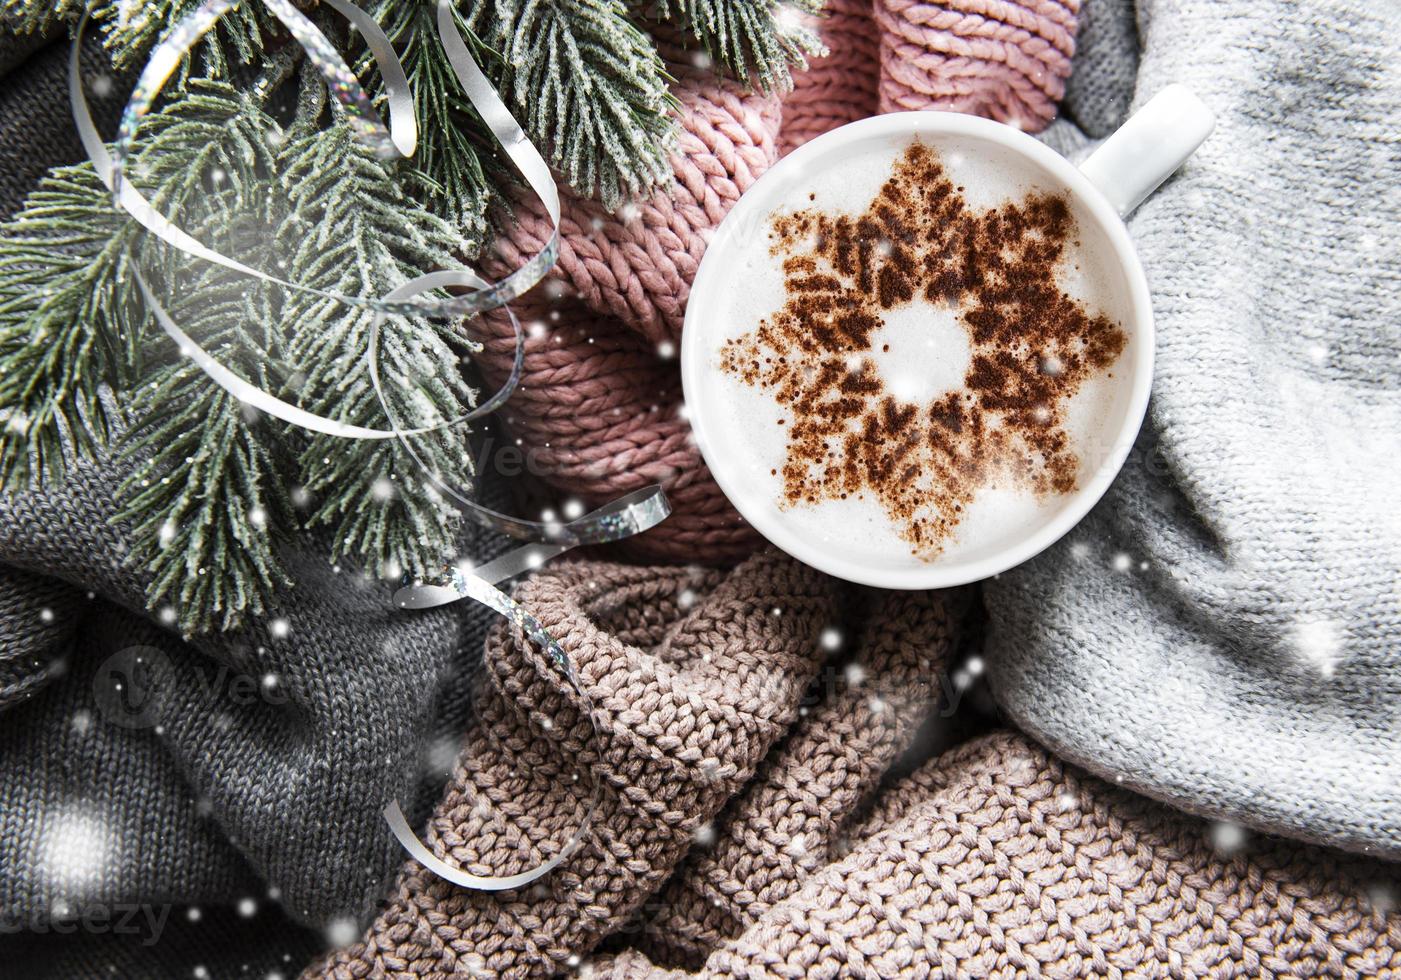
[709,134,1136,568]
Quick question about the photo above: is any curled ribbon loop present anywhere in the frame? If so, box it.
[69,2,531,440]
[384,491,668,890]
[133,266,527,440]
[393,489,674,612]
[77,0,559,320]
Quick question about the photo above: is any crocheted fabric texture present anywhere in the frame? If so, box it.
[475,0,1081,563]
[306,553,1399,978]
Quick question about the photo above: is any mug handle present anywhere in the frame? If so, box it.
[1078,84,1216,218]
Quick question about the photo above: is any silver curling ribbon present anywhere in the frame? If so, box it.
[74,0,556,320]
[383,490,675,891]
[368,2,672,546]
[70,6,527,440]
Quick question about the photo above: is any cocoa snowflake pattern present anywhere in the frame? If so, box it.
[720,141,1127,558]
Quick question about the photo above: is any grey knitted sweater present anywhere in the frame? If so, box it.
[987,0,1401,859]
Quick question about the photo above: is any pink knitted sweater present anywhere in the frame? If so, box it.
[477,0,1080,563]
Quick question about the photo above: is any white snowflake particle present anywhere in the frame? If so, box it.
[42,811,109,890]
[819,627,843,652]
[1209,821,1247,856]
[325,916,359,949]
[1366,882,1396,916]
[1289,619,1342,679]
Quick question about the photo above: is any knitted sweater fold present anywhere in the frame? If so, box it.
[309,552,1400,978]
[311,552,853,977]
[596,731,1401,978]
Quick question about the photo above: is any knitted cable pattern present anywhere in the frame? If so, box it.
[305,550,1399,977]
[638,588,968,969]
[876,0,1081,126]
[777,0,881,156]
[473,2,1080,564]
[598,732,1401,978]
[307,551,846,978]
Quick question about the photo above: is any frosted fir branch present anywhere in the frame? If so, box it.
[0,83,297,633]
[640,0,825,93]
[357,0,502,231]
[0,0,273,75]
[0,85,268,491]
[104,86,296,634]
[0,167,132,490]
[276,90,481,584]
[118,266,295,636]
[467,0,678,209]
[0,70,488,632]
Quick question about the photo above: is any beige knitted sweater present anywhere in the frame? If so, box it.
[310,553,1400,978]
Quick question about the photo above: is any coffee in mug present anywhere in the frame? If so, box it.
[717,138,1131,566]
[683,90,1215,588]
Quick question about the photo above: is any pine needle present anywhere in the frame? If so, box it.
[278,74,479,588]
[642,0,826,93]
[468,0,678,209]
[1,0,272,75]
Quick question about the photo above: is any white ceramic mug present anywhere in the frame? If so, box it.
[681,85,1215,589]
